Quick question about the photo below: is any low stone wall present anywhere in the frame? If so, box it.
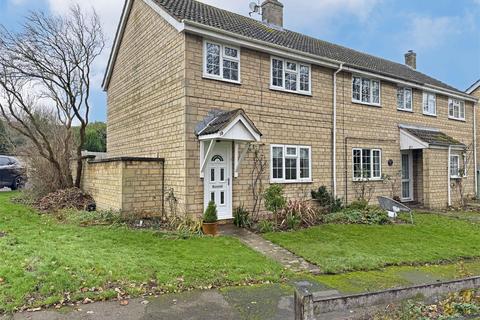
[80,157,165,217]
[294,276,480,320]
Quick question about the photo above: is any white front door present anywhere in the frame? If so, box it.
[204,141,232,220]
[401,150,414,202]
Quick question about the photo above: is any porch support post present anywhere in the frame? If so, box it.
[200,139,216,178]
[234,142,249,178]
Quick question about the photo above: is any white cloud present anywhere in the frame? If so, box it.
[198,0,382,29]
[407,15,465,50]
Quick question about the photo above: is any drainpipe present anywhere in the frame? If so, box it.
[332,63,344,197]
[474,103,478,197]
[448,145,452,207]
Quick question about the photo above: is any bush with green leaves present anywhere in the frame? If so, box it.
[347,199,369,210]
[324,205,390,225]
[203,201,218,223]
[257,220,275,233]
[311,186,344,213]
[233,205,251,228]
[264,184,286,225]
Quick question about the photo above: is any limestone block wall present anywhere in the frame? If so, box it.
[81,157,164,216]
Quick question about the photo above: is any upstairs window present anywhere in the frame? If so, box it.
[422,92,436,116]
[204,40,240,83]
[397,87,413,111]
[271,145,311,183]
[448,98,465,121]
[271,57,311,94]
[352,76,380,105]
[353,148,382,180]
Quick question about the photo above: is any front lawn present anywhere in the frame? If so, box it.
[264,213,480,273]
[0,192,285,313]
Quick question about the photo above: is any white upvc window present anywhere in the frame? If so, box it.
[450,154,460,178]
[270,57,311,95]
[271,145,312,183]
[352,148,382,181]
[422,92,436,116]
[352,76,381,106]
[203,40,240,83]
[397,87,413,111]
[448,98,465,121]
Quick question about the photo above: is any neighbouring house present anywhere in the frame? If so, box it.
[466,79,480,197]
[80,0,479,218]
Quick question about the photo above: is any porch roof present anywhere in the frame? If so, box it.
[195,109,262,142]
[399,125,465,149]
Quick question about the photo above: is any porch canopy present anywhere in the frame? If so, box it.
[399,124,466,150]
[195,109,262,177]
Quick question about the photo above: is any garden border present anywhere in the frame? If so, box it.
[294,276,480,320]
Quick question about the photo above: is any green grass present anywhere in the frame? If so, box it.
[264,213,480,274]
[0,192,285,313]
[315,260,480,294]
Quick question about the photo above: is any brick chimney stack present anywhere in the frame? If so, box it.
[261,0,284,29]
[405,50,417,69]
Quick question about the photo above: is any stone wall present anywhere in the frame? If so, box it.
[81,157,164,216]
[105,0,187,215]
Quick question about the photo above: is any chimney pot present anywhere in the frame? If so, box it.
[405,50,417,69]
[261,0,284,29]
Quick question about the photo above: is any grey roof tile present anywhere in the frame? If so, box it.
[196,108,262,136]
[152,0,463,94]
[404,128,465,147]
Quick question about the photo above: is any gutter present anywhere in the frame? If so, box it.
[332,63,344,197]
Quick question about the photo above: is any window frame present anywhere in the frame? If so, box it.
[397,87,413,112]
[450,154,460,178]
[270,56,312,95]
[203,39,241,84]
[422,91,437,116]
[270,144,312,183]
[352,148,382,181]
[448,98,465,121]
[352,75,381,106]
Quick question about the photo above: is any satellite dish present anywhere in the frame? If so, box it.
[249,2,260,16]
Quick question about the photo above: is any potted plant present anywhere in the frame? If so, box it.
[202,201,218,236]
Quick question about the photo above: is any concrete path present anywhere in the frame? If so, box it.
[220,225,321,274]
[0,282,340,320]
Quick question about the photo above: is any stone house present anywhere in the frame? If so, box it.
[82,0,479,218]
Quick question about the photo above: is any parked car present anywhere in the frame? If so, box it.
[0,156,26,190]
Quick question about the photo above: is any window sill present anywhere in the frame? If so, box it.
[397,108,413,113]
[352,100,381,107]
[352,178,383,182]
[202,74,241,85]
[448,117,466,122]
[270,86,312,97]
[422,112,437,117]
[270,179,313,184]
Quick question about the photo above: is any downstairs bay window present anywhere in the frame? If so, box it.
[271,145,311,183]
[353,148,382,180]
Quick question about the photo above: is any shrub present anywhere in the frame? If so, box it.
[35,188,96,212]
[278,199,319,229]
[203,201,218,223]
[347,199,369,210]
[233,205,251,228]
[264,184,286,214]
[311,186,343,213]
[257,220,274,233]
[325,206,390,225]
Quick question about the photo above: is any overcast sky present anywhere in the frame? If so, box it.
[1,0,479,122]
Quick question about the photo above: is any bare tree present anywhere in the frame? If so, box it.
[0,5,105,189]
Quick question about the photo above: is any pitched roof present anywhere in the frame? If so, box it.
[466,79,480,94]
[402,127,465,147]
[151,0,464,94]
[195,109,262,137]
